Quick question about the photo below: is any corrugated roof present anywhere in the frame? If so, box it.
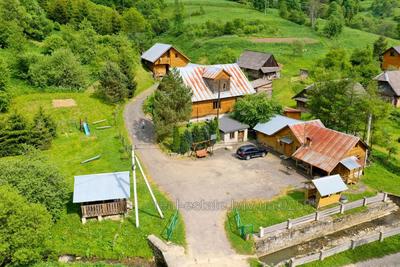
[202,67,226,79]
[219,116,249,133]
[341,156,362,170]
[253,115,301,136]
[312,175,348,197]
[141,43,172,63]
[374,71,400,96]
[73,171,130,203]
[176,63,255,102]
[291,122,360,173]
[237,51,273,70]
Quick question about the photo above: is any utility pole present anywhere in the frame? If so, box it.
[364,114,372,167]
[216,85,221,119]
[132,146,139,228]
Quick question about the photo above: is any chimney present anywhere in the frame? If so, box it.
[305,137,312,147]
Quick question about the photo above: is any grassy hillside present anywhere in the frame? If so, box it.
[162,0,398,107]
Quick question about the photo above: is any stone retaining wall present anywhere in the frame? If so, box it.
[255,201,398,256]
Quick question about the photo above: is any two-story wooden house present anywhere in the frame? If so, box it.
[374,71,400,108]
[176,63,256,119]
[141,43,190,78]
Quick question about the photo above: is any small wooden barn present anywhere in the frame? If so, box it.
[251,78,273,96]
[73,171,131,223]
[381,46,400,70]
[283,107,302,120]
[237,51,280,80]
[305,174,348,208]
[176,63,255,119]
[218,116,249,144]
[374,71,400,108]
[141,43,190,78]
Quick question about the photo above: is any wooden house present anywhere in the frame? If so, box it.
[290,122,367,183]
[292,82,365,111]
[374,71,400,108]
[283,107,302,120]
[218,116,249,144]
[176,63,255,119]
[73,171,131,223]
[237,51,280,80]
[254,117,367,183]
[141,43,190,78]
[251,78,273,96]
[381,46,400,70]
[305,175,348,209]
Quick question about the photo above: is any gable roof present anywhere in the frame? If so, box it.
[253,115,302,136]
[219,116,249,133]
[202,67,229,80]
[383,46,400,55]
[237,51,274,71]
[73,171,130,203]
[141,43,189,63]
[251,78,272,89]
[292,82,365,100]
[176,63,255,102]
[374,71,400,96]
[261,66,280,74]
[312,175,348,197]
[290,122,360,173]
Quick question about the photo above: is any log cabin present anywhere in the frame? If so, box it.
[141,43,190,78]
[237,51,280,80]
[381,46,400,70]
[73,171,131,223]
[176,63,256,119]
[283,107,302,120]
[251,78,273,96]
[374,71,400,108]
[254,116,367,183]
[305,174,348,209]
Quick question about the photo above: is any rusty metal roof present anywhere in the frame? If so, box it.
[176,63,255,102]
[290,122,360,173]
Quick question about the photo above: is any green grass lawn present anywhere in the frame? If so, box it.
[0,67,186,262]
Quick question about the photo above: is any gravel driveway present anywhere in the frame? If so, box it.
[124,86,306,266]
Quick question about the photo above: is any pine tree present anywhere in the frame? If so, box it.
[97,61,128,103]
[373,36,388,59]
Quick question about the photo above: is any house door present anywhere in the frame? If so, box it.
[238,131,244,142]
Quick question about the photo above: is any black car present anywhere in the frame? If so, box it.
[236,144,268,160]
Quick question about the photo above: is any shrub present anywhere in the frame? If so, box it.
[0,151,68,220]
[0,58,10,90]
[171,126,180,153]
[0,91,10,113]
[179,129,192,154]
[97,61,128,103]
[0,185,52,266]
[28,49,87,89]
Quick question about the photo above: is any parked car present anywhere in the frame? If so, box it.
[236,144,268,160]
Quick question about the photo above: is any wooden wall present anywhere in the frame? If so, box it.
[382,48,400,70]
[149,47,190,77]
[191,97,237,118]
[256,127,300,157]
[317,192,341,208]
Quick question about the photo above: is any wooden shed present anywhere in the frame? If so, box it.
[237,50,280,80]
[305,175,348,209]
[374,71,400,108]
[251,78,273,96]
[141,43,190,78]
[283,107,302,120]
[73,171,131,223]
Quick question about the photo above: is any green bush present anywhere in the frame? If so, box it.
[0,184,52,266]
[0,151,68,220]
[97,61,128,103]
[28,49,87,89]
[0,91,10,113]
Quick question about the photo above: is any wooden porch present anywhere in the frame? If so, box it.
[81,199,127,223]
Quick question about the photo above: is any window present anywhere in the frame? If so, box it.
[390,50,396,57]
[230,132,235,139]
[213,100,221,109]
[175,53,179,58]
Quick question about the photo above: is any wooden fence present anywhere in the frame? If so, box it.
[258,192,388,238]
[289,226,400,266]
[81,200,127,218]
